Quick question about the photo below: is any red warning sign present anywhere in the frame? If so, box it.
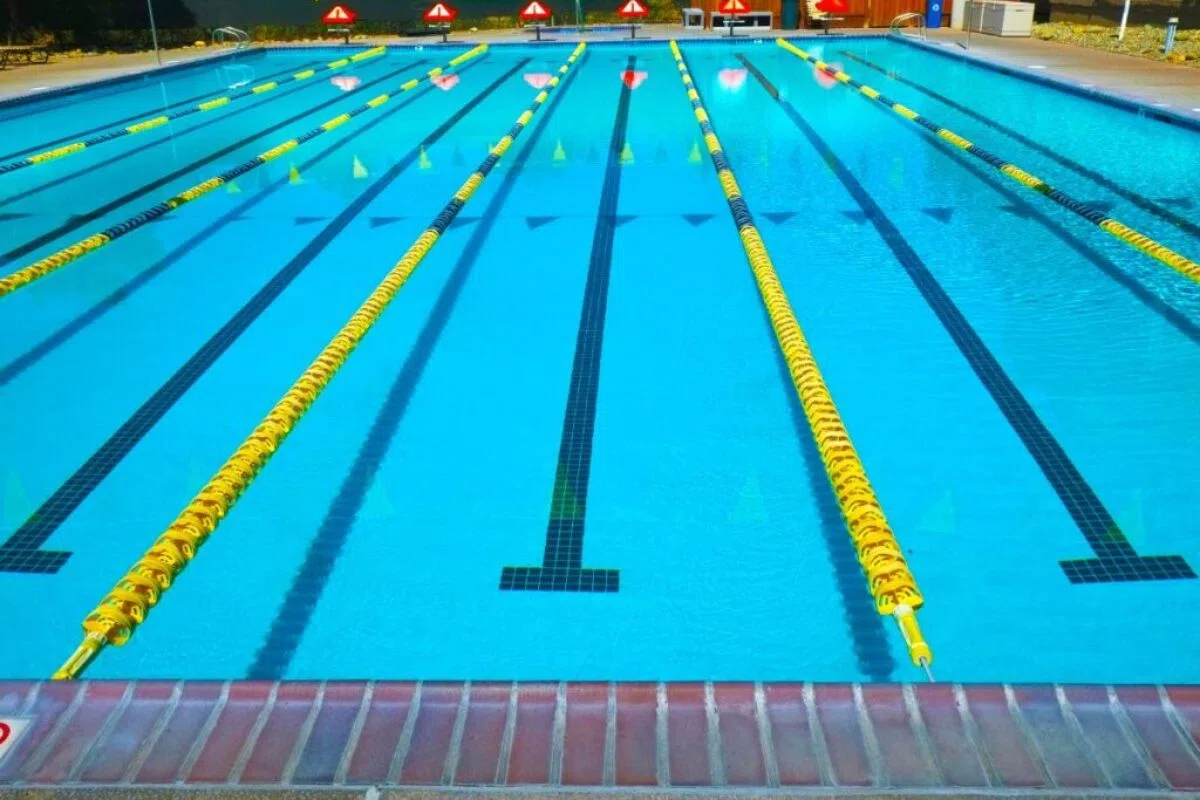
[718,0,749,12]
[424,2,458,21]
[520,0,552,20]
[322,4,357,24]
[620,69,648,89]
[617,0,649,17]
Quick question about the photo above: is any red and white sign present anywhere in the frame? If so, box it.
[718,67,747,91]
[520,0,552,21]
[0,719,29,762]
[718,0,749,13]
[432,73,460,91]
[617,0,649,17]
[322,4,357,24]
[620,69,648,89]
[524,72,553,88]
[330,74,361,91]
[424,2,458,22]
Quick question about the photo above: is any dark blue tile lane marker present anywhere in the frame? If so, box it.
[497,56,637,594]
[839,51,1200,241]
[0,59,327,163]
[0,80,446,393]
[0,58,516,576]
[246,52,586,681]
[0,59,411,213]
[0,59,426,266]
[740,55,1195,585]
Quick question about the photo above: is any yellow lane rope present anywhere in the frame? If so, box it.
[777,38,1200,287]
[669,40,933,675]
[51,41,588,681]
[0,47,387,175]
[0,45,487,302]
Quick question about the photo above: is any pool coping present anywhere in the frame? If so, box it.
[1,682,1198,793]
[888,34,1200,133]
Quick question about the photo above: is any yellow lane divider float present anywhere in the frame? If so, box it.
[776,39,1200,287]
[669,40,934,676]
[0,45,488,302]
[51,42,588,681]
[0,47,387,176]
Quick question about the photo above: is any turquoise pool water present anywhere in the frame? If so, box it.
[0,39,1197,683]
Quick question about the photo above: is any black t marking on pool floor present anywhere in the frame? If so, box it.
[740,54,1195,585]
[0,56,512,576]
[246,50,590,680]
[497,57,637,594]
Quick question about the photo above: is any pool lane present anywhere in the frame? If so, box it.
[775,40,1200,288]
[0,48,384,177]
[0,58,325,163]
[840,39,1200,262]
[0,55,429,267]
[834,50,1200,242]
[0,56,495,576]
[247,47,591,681]
[688,44,1200,681]
[739,53,1193,585]
[0,55,552,678]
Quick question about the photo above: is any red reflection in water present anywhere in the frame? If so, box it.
[718,68,747,92]
[330,75,362,92]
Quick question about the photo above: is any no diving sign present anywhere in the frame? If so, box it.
[0,719,30,762]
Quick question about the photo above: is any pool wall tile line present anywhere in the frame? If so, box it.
[2,681,1200,793]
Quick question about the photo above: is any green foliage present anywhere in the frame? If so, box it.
[1033,21,1200,66]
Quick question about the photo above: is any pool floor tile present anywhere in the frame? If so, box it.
[0,680,1197,794]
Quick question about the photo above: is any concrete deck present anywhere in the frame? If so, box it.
[927,29,1200,115]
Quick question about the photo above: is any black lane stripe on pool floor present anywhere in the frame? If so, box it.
[0,58,327,163]
[247,51,589,681]
[498,56,637,594]
[740,54,1195,585]
[0,85,445,392]
[839,51,1200,241]
[0,57,519,576]
[0,57,424,266]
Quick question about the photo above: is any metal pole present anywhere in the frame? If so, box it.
[146,0,162,65]
[1117,0,1130,40]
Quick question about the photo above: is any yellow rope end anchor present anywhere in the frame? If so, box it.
[893,604,934,678]
[52,631,107,680]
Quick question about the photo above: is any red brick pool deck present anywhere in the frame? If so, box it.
[1,682,1198,795]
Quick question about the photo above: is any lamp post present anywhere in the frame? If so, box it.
[147,0,162,65]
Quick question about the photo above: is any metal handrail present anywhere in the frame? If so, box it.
[889,11,926,38]
[211,26,251,49]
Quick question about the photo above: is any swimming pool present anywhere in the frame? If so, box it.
[0,37,1197,685]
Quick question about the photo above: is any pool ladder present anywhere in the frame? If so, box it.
[889,12,927,39]
[211,26,251,49]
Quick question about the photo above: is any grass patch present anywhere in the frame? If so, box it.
[1033,21,1200,67]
